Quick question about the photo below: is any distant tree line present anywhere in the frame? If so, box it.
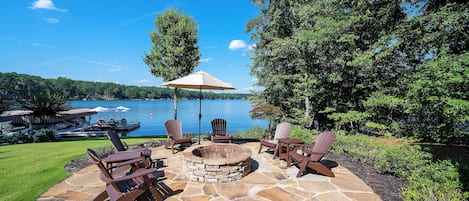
[0,72,249,102]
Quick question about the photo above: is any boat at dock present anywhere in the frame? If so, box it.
[56,129,108,138]
[55,123,109,138]
[92,118,140,132]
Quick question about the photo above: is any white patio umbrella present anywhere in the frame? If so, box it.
[162,70,235,144]
[114,106,130,119]
[90,106,110,112]
[115,106,130,112]
[90,106,111,123]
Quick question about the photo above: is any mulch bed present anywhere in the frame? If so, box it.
[65,156,92,173]
[327,153,407,201]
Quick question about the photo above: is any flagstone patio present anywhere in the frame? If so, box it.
[38,141,381,201]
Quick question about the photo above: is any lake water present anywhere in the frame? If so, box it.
[70,100,268,137]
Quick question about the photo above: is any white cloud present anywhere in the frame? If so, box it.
[30,0,67,12]
[229,40,247,50]
[44,17,59,24]
[30,42,54,48]
[39,57,72,66]
[81,59,122,72]
[109,67,122,72]
[121,12,154,27]
[199,57,213,63]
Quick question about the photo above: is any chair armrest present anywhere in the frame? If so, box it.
[103,151,144,163]
[174,138,192,143]
[107,158,145,169]
[303,150,326,156]
[126,140,152,148]
[290,143,306,152]
[110,168,157,182]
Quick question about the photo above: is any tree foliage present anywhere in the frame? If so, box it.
[0,72,249,102]
[144,8,201,119]
[247,0,468,144]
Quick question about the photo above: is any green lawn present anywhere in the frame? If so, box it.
[0,137,157,201]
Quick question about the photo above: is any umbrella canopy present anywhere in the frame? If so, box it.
[90,106,110,112]
[115,106,130,112]
[162,70,235,144]
[162,70,235,90]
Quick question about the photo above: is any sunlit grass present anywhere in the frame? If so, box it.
[0,137,160,201]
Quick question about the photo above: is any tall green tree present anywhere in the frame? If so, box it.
[144,8,201,119]
[247,0,404,129]
[365,0,469,143]
[248,0,468,144]
[21,92,68,127]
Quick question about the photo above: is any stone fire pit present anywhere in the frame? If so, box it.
[182,144,252,183]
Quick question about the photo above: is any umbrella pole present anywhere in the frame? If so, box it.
[198,87,202,144]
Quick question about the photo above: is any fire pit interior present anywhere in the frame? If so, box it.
[182,144,252,183]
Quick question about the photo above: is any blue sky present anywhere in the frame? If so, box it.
[0,0,259,93]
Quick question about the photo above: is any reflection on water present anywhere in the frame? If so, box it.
[70,100,268,136]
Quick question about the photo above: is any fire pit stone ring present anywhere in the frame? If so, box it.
[182,144,252,183]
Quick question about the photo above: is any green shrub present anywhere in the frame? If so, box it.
[2,132,33,144]
[373,145,431,178]
[402,160,469,201]
[330,133,467,200]
[2,129,57,144]
[235,126,266,139]
[31,129,57,143]
[330,134,431,177]
[93,144,116,158]
[289,125,318,144]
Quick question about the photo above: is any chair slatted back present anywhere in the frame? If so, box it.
[273,122,292,144]
[165,120,183,140]
[86,148,114,183]
[211,118,227,136]
[310,131,336,161]
[107,131,127,151]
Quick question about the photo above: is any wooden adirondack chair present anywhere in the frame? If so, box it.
[258,122,292,158]
[287,131,336,177]
[164,120,193,154]
[87,148,163,201]
[106,131,153,168]
[107,131,151,152]
[211,118,231,143]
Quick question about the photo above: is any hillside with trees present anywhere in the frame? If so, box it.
[247,0,468,145]
[0,72,249,102]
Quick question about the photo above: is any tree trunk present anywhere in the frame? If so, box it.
[304,96,314,128]
[173,88,179,120]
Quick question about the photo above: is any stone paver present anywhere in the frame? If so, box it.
[39,141,382,201]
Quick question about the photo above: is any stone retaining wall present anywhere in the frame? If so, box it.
[182,144,252,183]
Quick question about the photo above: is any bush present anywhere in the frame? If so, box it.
[93,145,116,158]
[2,129,57,144]
[235,126,266,139]
[331,133,431,177]
[289,125,318,144]
[330,132,467,200]
[402,160,469,201]
[31,129,57,143]
[2,132,33,144]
